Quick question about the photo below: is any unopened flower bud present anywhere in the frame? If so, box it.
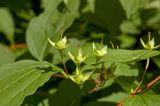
[140,32,160,50]
[48,36,68,50]
[92,42,107,58]
[68,48,87,66]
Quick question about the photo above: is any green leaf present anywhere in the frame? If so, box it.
[119,0,150,19]
[0,44,15,65]
[113,63,138,92]
[0,60,62,106]
[103,49,160,62]
[26,0,62,60]
[0,7,15,43]
[116,76,137,93]
[114,63,138,77]
[123,94,160,106]
[98,91,129,103]
[67,42,160,64]
[26,0,80,60]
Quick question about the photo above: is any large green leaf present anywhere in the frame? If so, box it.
[0,60,62,106]
[119,0,150,19]
[0,44,16,65]
[26,0,79,60]
[103,49,160,62]
[0,7,15,43]
[123,94,160,106]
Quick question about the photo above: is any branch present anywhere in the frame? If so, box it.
[117,75,160,106]
[138,75,160,93]
[147,75,160,88]
[52,73,65,78]
[9,44,27,49]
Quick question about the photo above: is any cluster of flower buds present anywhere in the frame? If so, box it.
[47,32,160,86]
[48,36,108,85]
[68,48,89,85]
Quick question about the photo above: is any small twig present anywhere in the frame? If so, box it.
[147,75,160,88]
[60,51,68,74]
[9,44,27,49]
[137,75,160,93]
[52,73,65,78]
[132,58,150,94]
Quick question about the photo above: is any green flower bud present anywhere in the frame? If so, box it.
[68,68,88,85]
[48,36,68,50]
[74,73,88,85]
[140,32,160,50]
[92,42,107,57]
[68,48,87,66]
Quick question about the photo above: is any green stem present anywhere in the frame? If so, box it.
[60,71,68,79]
[88,58,99,78]
[59,50,68,74]
[133,58,150,94]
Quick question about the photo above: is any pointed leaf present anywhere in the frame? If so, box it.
[26,0,79,60]
[0,60,62,106]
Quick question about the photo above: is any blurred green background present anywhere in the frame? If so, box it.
[0,0,160,106]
